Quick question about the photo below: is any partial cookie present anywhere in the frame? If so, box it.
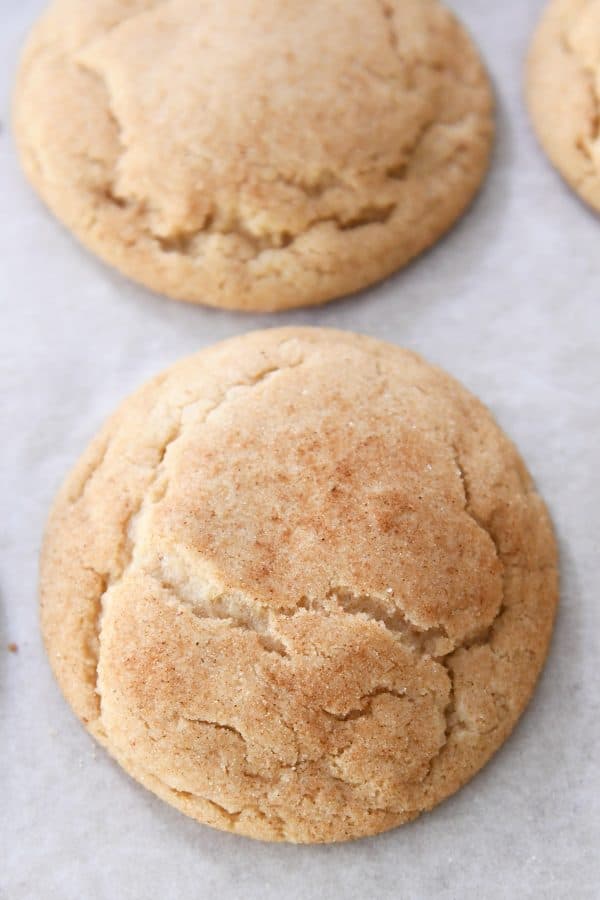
[15,0,493,312]
[527,0,600,211]
[40,327,558,843]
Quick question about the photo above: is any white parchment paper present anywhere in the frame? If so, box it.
[1,2,598,897]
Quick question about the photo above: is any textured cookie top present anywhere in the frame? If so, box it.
[40,328,558,843]
[15,0,493,311]
[528,0,600,211]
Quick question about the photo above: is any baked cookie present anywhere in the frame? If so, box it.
[527,0,600,211]
[40,328,558,843]
[15,0,493,312]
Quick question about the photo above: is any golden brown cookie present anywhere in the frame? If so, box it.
[40,328,558,843]
[527,0,600,211]
[15,0,494,312]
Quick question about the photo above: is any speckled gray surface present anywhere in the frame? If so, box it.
[1,2,599,898]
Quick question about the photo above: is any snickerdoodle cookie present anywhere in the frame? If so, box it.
[40,328,558,843]
[15,0,493,311]
[528,0,600,211]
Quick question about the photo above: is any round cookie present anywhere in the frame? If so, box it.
[15,0,494,312]
[527,0,600,211]
[40,328,558,843]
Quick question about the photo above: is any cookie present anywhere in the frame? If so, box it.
[40,328,558,843]
[527,0,600,211]
[15,0,493,312]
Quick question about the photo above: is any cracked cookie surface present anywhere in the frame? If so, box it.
[15,0,493,311]
[528,0,600,211]
[40,328,558,842]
